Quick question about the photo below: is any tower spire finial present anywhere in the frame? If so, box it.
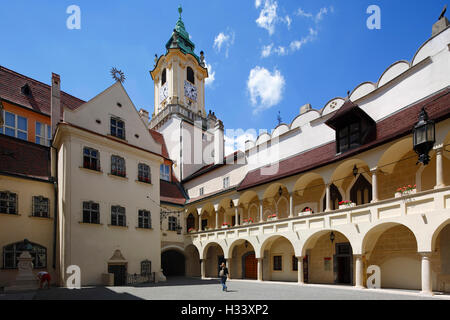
[178,5,182,19]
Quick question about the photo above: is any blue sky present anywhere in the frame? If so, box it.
[0,0,447,152]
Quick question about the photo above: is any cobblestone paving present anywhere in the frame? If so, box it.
[1,277,448,300]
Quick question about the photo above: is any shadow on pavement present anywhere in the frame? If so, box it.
[34,286,142,300]
[132,276,220,288]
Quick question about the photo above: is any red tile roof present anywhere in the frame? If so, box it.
[237,87,450,191]
[0,134,51,180]
[160,180,186,205]
[0,65,85,116]
[149,129,169,159]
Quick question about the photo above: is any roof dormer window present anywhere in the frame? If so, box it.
[325,100,376,154]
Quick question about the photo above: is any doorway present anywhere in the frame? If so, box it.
[243,252,257,279]
[161,250,186,276]
[108,264,127,286]
[334,243,353,285]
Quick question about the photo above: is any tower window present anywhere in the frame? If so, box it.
[161,69,167,85]
[187,67,195,84]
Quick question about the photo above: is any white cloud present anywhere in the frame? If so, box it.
[285,15,292,29]
[255,0,262,9]
[289,28,317,52]
[204,62,215,87]
[295,8,313,19]
[261,43,274,58]
[247,66,285,114]
[255,0,279,35]
[295,6,333,23]
[213,31,235,58]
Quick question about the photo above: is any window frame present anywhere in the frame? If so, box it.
[223,177,230,189]
[3,241,47,269]
[187,67,195,84]
[0,191,17,215]
[168,216,177,231]
[138,209,151,229]
[138,163,151,183]
[111,155,126,177]
[35,121,51,146]
[160,164,170,181]
[83,147,101,171]
[110,117,126,140]
[337,121,361,154]
[111,205,126,227]
[32,196,49,218]
[2,111,28,141]
[82,201,100,224]
[273,255,283,271]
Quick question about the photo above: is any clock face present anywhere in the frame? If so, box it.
[159,82,168,104]
[184,80,197,102]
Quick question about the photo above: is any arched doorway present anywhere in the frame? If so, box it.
[243,252,257,279]
[161,250,186,276]
[303,231,354,285]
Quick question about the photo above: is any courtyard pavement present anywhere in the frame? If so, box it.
[1,277,449,300]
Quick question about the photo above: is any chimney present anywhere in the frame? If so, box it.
[139,108,150,126]
[432,6,449,37]
[51,73,61,139]
[300,103,312,115]
[213,120,224,164]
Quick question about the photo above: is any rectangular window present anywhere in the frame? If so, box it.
[2,111,27,141]
[110,117,125,139]
[337,122,361,154]
[0,191,17,214]
[35,121,51,146]
[168,216,177,231]
[199,187,204,196]
[160,164,170,181]
[83,201,100,224]
[273,256,282,271]
[111,205,126,226]
[223,177,230,189]
[83,147,100,171]
[292,256,298,271]
[138,163,151,183]
[111,155,126,177]
[32,196,49,218]
[138,209,151,229]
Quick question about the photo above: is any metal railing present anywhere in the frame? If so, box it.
[126,272,155,285]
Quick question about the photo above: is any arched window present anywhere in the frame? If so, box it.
[187,67,195,84]
[161,69,167,86]
[350,175,372,205]
[322,184,342,211]
[187,213,195,231]
[3,241,47,269]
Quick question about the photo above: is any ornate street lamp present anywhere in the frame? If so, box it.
[330,232,335,244]
[352,165,358,178]
[413,107,435,165]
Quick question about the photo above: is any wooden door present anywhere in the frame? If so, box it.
[244,253,257,279]
[108,264,127,286]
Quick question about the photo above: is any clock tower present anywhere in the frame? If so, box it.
[149,6,224,181]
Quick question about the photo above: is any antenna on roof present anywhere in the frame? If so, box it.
[277,111,282,125]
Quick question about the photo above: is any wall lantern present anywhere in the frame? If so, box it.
[244,240,248,248]
[413,107,435,165]
[352,165,358,178]
[230,200,234,208]
[278,186,283,197]
[330,232,335,244]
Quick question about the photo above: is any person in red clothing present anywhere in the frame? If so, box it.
[37,271,51,289]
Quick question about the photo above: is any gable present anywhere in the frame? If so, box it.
[63,81,161,155]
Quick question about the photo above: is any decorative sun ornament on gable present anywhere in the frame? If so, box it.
[110,67,126,83]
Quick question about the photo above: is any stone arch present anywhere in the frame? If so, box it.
[362,222,421,290]
[185,244,201,277]
[201,241,227,260]
[228,238,258,280]
[431,218,450,252]
[259,235,300,259]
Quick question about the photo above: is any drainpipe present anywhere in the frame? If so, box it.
[51,145,58,271]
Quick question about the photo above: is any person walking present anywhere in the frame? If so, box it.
[37,271,51,289]
[218,262,229,292]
